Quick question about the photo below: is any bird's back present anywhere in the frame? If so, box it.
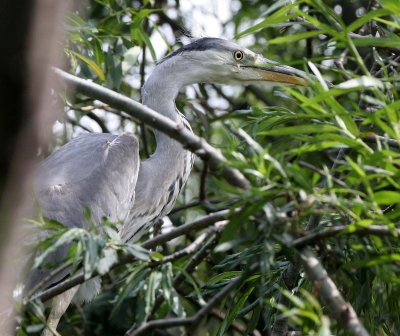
[29,132,140,294]
[35,133,140,229]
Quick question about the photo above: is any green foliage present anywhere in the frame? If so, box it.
[21,0,400,335]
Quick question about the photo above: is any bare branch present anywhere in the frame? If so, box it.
[54,68,250,189]
[142,209,231,249]
[156,222,226,264]
[301,248,369,336]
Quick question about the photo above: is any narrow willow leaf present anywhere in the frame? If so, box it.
[348,36,400,48]
[374,191,400,204]
[110,264,149,318]
[207,271,242,285]
[145,271,162,318]
[217,286,254,336]
[346,254,400,268]
[346,157,366,178]
[69,50,105,81]
[290,141,343,154]
[235,1,301,38]
[269,30,324,44]
[379,0,400,14]
[346,8,391,33]
[125,244,150,261]
[138,28,157,61]
[308,61,329,91]
[260,124,338,136]
[33,229,84,268]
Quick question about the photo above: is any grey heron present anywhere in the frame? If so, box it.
[31,37,307,335]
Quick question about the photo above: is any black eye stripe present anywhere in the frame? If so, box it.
[233,50,244,61]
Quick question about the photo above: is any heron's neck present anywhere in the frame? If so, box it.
[139,61,193,188]
[124,62,193,237]
[142,62,189,151]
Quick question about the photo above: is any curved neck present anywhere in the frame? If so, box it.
[142,62,186,151]
[142,63,183,115]
[124,60,194,240]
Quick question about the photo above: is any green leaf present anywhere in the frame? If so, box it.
[110,263,149,318]
[217,286,254,336]
[207,271,242,285]
[145,271,162,318]
[374,191,400,205]
[33,228,85,268]
[348,36,400,48]
[268,30,324,44]
[260,124,338,136]
[346,156,366,178]
[346,8,392,32]
[379,0,400,14]
[235,1,301,39]
[125,244,150,261]
[346,254,400,268]
[69,50,105,81]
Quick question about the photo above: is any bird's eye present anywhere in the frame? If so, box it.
[233,50,244,61]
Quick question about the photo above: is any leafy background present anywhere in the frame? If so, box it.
[20,0,400,335]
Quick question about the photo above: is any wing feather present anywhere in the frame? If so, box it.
[35,132,140,229]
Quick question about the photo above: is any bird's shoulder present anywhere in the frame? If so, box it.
[34,132,140,226]
[35,132,139,190]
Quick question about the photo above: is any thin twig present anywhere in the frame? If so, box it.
[25,260,72,299]
[298,161,347,187]
[170,200,202,214]
[86,111,110,133]
[159,226,216,264]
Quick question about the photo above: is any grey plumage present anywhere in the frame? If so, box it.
[35,133,139,230]
[30,38,307,335]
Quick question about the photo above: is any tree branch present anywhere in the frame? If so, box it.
[272,149,346,335]
[142,209,231,249]
[54,68,250,189]
[149,226,223,324]
[301,248,369,336]
[28,210,232,303]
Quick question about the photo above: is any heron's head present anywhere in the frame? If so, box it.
[159,37,307,87]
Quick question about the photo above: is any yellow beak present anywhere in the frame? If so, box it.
[248,57,308,86]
